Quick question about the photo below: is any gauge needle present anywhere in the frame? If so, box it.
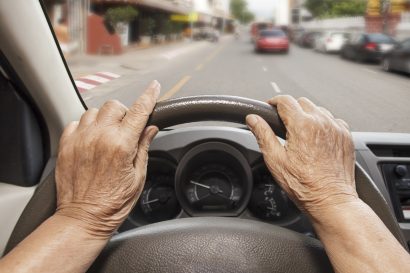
[142,198,159,205]
[190,180,211,189]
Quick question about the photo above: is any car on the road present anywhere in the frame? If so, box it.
[382,38,410,74]
[250,21,274,43]
[254,29,289,53]
[314,31,350,53]
[341,33,397,63]
[297,31,322,48]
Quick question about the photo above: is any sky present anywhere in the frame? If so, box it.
[246,0,277,20]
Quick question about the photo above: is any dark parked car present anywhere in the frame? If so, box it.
[297,32,321,48]
[382,38,410,74]
[254,29,289,53]
[341,33,397,63]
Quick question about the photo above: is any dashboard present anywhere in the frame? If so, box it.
[119,126,311,235]
[119,126,410,246]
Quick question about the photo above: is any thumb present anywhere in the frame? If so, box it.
[246,114,285,165]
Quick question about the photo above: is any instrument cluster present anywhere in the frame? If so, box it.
[128,141,300,226]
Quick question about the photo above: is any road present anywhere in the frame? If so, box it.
[80,35,410,133]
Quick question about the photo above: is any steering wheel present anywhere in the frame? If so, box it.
[5,96,407,273]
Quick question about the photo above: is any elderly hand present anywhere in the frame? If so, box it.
[246,95,358,218]
[55,81,160,238]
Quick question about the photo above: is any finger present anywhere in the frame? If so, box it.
[134,126,159,168]
[318,106,334,119]
[246,114,285,165]
[78,108,98,128]
[297,97,317,114]
[97,100,128,125]
[59,121,79,150]
[121,81,161,143]
[268,95,304,127]
[336,118,350,129]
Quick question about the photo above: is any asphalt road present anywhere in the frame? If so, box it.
[83,35,410,133]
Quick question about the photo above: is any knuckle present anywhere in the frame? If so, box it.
[297,97,308,104]
[280,95,294,105]
[104,99,122,110]
[88,107,99,113]
[131,101,150,117]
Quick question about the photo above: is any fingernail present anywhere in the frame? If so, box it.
[150,80,161,98]
[149,80,159,88]
[246,114,258,128]
[148,126,159,141]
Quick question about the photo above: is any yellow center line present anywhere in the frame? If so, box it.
[160,75,192,101]
[161,44,225,100]
[195,44,225,71]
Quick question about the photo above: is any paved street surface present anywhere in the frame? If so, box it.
[72,35,410,133]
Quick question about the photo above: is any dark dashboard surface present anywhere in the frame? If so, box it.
[119,126,410,245]
[120,126,312,235]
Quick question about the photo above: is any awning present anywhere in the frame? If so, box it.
[92,0,192,14]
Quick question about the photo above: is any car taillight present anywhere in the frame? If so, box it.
[365,42,377,51]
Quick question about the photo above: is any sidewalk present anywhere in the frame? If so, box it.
[66,39,211,99]
[67,35,232,101]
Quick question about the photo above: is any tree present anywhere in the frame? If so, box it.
[305,0,367,18]
[331,0,367,17]
[105,5,138,32]
[230,0,255,24]
[242,11,255,24]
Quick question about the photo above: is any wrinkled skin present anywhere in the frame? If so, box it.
[246,96,358,216]
[3,90,409,273]
[55,81,160,238]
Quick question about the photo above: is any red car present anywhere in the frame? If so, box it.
[255,29,289,54]
[250,22,273,42]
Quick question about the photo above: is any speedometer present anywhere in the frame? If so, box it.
[185,163,242,210]
[249,164,299,222]
[175,142,252,216]
[130,157,181,224]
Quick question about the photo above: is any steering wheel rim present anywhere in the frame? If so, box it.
[5,96,407,273]
[147,95,286,137]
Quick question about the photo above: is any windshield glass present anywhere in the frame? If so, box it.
[44,0,410,133]
[368,33,396,43]
[260,30,285,37]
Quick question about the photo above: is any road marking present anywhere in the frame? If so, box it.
[97,71,120,78]
[194,45,225,72]
[363,68,378,74]
[270,82,282,93]
[160,75,192,101]
[262,66,267,72]
[82,75,110,83]
[74,71,121,93]
[75,80,95,90]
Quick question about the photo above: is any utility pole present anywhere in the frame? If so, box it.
[382,0,391,34]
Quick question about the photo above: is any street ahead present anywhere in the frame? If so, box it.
[78,35,410,133]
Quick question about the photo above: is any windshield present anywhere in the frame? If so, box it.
[260,30,285,37]
[368,33,396,43]
[44,0,410,133]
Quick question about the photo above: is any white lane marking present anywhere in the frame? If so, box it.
[98,71,120,78]
[363,68,378,74]
[82,75,110,83]
[75,80,95,90]
[270,82,282,93]
[262,66,267,72]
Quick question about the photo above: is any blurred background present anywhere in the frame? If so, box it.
[43,0,410,132]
